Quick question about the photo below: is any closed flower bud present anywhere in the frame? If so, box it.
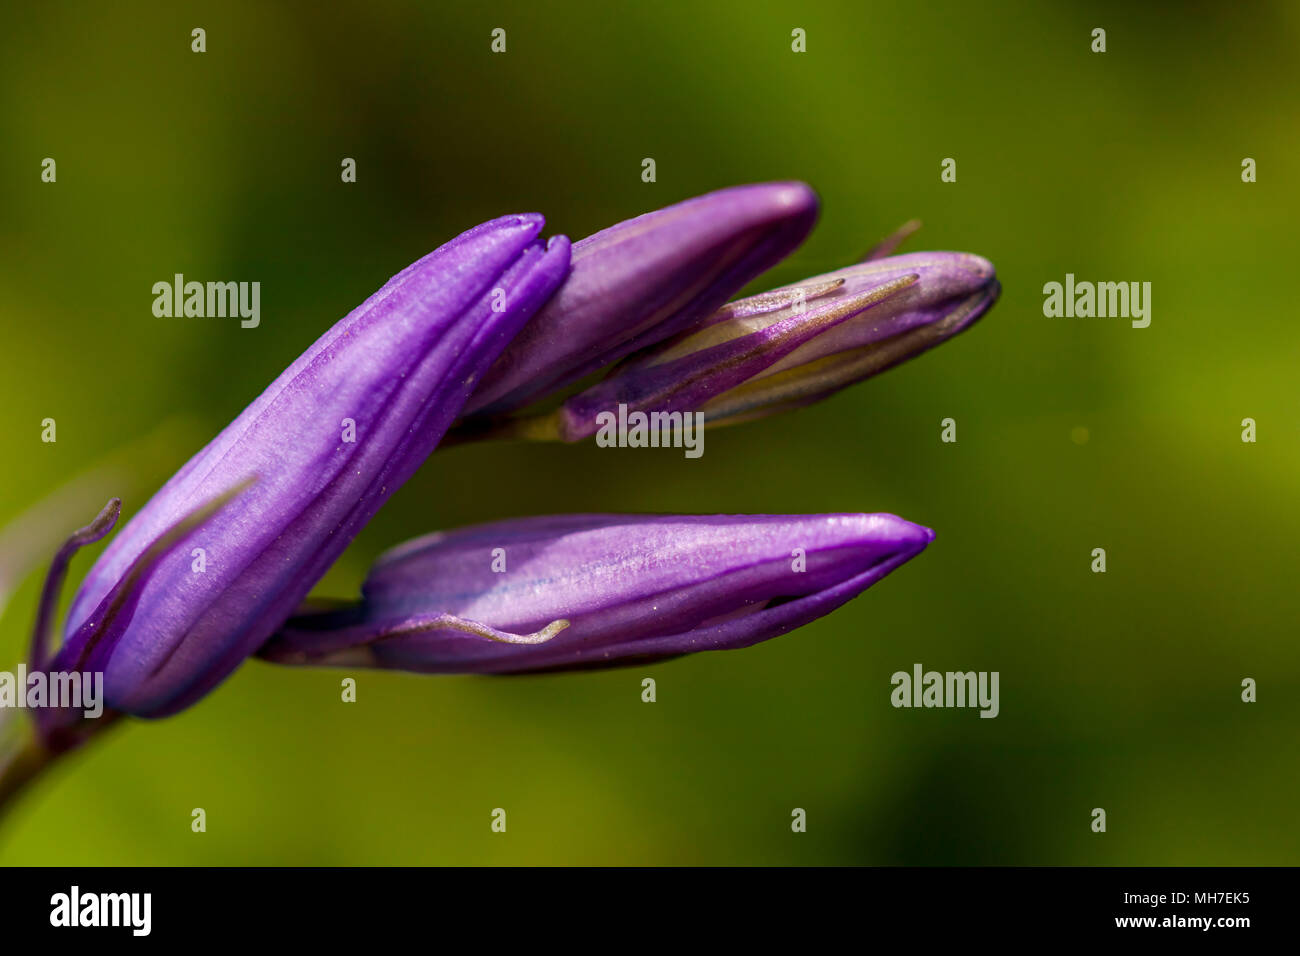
[463,182,819,417]
[259,512,933,674]
[44,215,570,718]
[551,251,998,439]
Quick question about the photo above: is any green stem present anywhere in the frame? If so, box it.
[0,708,120,828]
[0,711,55,826]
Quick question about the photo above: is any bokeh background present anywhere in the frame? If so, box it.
[1,1,1297,865]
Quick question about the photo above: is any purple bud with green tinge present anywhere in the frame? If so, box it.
[258,512,933,674]
[551,251,998,438]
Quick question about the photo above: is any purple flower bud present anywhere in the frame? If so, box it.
[462,182,819,417]
[549,251,998,439]
[258,512,933,674]
[46,215,570,718]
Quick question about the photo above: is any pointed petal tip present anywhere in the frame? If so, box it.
[398,213,551,290]
[655,180,817,235]
[958,252,996,283]
[463,212,547,247]
[890,514,935,545]
[810,512,934,554]
[906,521,937,553]
[497,211,547,232]
[726,180,819,234]
[761,180,819,216]
[934,251,998,286]
[534,233,573,290]
[852,512,935,556]
[926,252,996,295]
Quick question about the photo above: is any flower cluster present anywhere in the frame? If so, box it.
[24,183,998,741]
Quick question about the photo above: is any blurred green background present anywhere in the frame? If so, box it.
[1,0,1297,865]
